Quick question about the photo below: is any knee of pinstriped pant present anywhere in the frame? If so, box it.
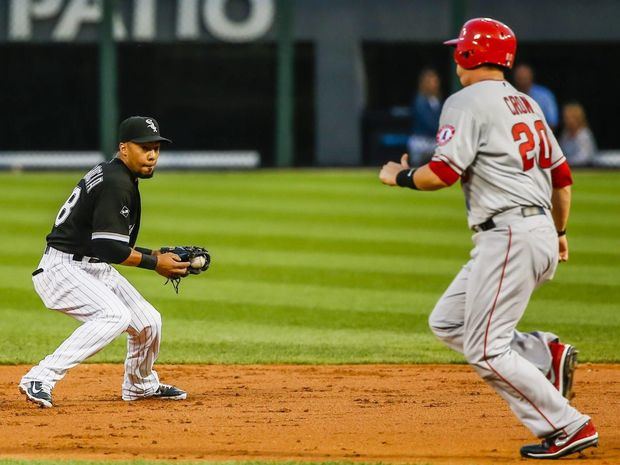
[147,310,162,335]
[134,309,162,344]
[149,312,162,342]
[111,310,132,333]
[153,310,162,330]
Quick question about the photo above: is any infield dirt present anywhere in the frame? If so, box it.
[1,364,618,465]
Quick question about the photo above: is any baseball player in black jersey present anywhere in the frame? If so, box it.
[20,116,190,408]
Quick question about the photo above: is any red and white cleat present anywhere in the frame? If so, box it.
[547,340,578,399]
[520,420,598,459]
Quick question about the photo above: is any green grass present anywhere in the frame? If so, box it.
[0,169,618,364]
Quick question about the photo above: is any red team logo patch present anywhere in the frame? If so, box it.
[436,125,455,146]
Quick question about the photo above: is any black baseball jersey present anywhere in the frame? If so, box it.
[47,158,141,257]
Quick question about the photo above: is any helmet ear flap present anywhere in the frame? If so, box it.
[455,48,474,68]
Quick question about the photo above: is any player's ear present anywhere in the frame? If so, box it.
[118,142,127,156]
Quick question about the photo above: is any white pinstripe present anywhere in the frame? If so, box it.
[22,247,163,399]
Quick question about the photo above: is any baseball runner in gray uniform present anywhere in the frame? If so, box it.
[20,116,190,408]
[379,18,598,459]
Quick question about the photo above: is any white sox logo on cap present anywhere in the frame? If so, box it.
[436,125,455,146]
[145,119,158,133]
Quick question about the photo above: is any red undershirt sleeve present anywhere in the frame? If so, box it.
[429,160,460,186]
[551,161,573,188]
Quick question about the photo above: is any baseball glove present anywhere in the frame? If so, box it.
[160,246,211,293]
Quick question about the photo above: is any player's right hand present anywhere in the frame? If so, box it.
[399,153,411,169]
[155,252,190,278]
[379,154,411,186]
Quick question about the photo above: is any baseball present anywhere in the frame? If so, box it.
[190,255,206,269]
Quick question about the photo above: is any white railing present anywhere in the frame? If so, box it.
[0,151,260,170]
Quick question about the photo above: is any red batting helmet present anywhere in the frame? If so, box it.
[444,18,517,69]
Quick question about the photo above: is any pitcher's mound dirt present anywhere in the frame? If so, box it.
[1,364,618,464]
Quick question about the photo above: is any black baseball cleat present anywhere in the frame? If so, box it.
[153,383,187,400]
[19,381,53,408]
[520,421,598,459]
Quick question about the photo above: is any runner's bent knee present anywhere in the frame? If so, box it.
[428,310,461,341]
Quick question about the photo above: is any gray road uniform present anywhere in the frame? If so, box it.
[427,80,588,438]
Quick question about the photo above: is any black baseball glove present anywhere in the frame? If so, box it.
[160,246,211,293]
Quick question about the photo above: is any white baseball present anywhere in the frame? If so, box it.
[190,256,206,269]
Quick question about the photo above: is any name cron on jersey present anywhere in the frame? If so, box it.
[504,95,535,116]
[83,165,104,193]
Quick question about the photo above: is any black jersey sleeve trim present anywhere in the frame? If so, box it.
[91,232,130,243]
[91,238,132,264]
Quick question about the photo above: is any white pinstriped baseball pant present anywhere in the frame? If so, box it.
[22,247,161,400]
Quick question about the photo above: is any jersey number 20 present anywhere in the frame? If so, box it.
[511,120,552,171]
[54,187,82,227]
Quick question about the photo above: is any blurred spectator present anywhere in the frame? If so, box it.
[408,68,443,166]
[559,102,597,167]
[514,63,559,130]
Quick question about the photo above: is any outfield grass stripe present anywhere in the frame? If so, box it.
[2,275,443,315]
[137,213,470,239]
[551,266,620,286]
[0,305,434,341]
[572,194,620,206]
[208,263,453,292]
[217,247,465,275]
[145,194,468,217]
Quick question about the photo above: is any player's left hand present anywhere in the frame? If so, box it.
[558,235,569,262]
[160,246,211,275]
[159,245,211,294]
[379,154,410,185]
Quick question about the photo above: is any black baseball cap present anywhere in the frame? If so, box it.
[118,116,172,143]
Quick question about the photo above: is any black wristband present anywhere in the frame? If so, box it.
[135,246,153,256]
[137,253,158,270]
[395,168,419,190]
[557,229,567,237]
